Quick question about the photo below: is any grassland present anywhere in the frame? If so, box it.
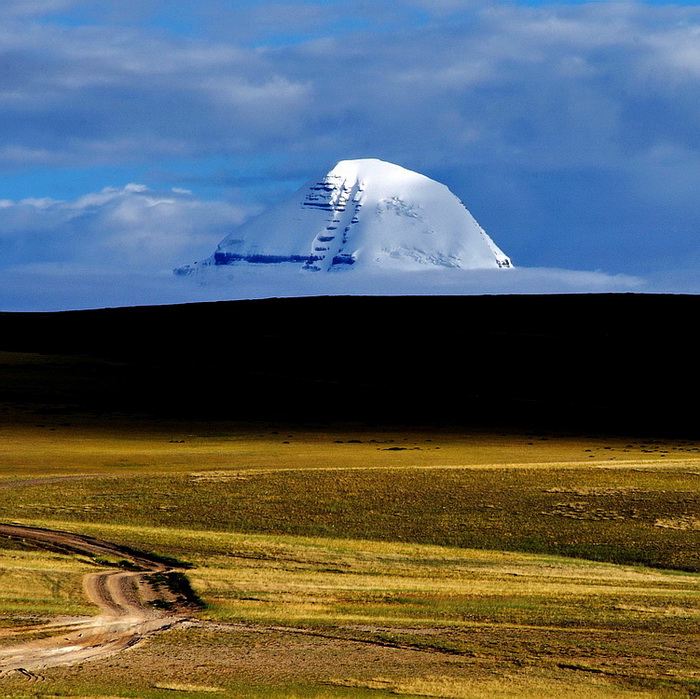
[0,547,95,635]
[4,520,700,698]
[1,419,699,572]
[1,408,700,698]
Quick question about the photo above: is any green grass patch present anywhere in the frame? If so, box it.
[0,547,97,635]
[3,522,700,697]
[4,465,700,571]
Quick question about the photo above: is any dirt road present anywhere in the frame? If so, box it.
[0,524,196,677]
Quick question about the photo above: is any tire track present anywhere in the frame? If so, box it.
[0,475,100,490]
[0,523,197,675]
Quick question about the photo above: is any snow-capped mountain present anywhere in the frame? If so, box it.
[175,159,512,276]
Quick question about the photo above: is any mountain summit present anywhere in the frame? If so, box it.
[176,159,512,275]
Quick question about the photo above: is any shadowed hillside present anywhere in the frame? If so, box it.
[0,293,696,436]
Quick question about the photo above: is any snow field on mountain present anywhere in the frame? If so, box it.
[177,159,512,277]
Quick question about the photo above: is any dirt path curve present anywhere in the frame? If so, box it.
[0,523,196,677]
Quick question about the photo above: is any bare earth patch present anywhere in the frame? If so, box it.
[0,524,195,675]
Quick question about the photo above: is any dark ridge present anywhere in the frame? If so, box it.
[331,255,355,265]
[302,202,335,210]
[213,252,313,265]
[0,293,697,437]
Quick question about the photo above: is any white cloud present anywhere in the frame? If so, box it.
[0,264,648,313]
[0,1,698,175]
[0,184,248,272]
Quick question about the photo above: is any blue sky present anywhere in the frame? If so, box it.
[1,0,699,308]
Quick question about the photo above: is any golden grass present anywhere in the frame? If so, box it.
[153,682,225,693]
[3,520,698,697]
[333,673,667,698]
[2,420,700,697]
[3,460,700,571]
[1,419,696,480]
[9,519,700,633]
[0,547,96,643]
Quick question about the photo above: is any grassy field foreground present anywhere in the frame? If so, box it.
[1,418,700,697]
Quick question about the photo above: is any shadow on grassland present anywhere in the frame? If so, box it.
[0,293,696,437]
